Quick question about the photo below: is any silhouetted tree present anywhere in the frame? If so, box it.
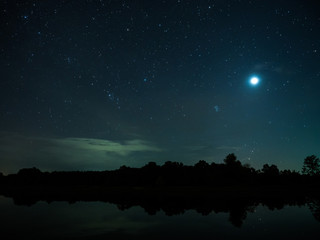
[262,164,279,176]
[280,169,292,176]
[224,153,236,165]
[162,161,184,170]
[228,204,255,228]
[224,153,241,167]
[302,155,320,176]
[194,160,209,169]
[308,199,320,222]
[119,165,130,170]
[143,162,158,169]
[14,167,43,185]
[17,167,42,176]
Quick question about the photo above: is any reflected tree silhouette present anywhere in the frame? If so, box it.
[229,207,247,228]
[308,199,320,222]
[4,190,320,227]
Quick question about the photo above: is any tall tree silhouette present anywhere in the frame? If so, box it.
[194,160,209,169]
[308,199,320,222]
[224,153,241,167]
[262,164,279,176]
[302,155,320,176]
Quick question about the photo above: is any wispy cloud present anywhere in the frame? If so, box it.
[0,132,162,174]
[52,138,162,156]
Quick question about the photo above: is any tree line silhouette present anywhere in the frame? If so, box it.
[0,153,319,187]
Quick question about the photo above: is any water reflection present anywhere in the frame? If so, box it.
[1,189,320,228]
[0,194,319,240]
[308,199,320,222]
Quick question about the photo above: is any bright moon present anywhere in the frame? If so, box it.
[250,76,259,85]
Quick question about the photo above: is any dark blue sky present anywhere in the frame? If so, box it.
[1,0,320,173]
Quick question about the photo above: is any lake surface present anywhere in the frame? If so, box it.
[0,196,319,239]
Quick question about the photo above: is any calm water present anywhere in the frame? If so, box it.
[0,196,319,239]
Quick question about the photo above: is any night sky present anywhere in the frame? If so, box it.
[1,0,320,174]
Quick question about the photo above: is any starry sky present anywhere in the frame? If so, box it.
[1,0,320,174]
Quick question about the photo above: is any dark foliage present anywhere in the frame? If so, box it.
[302,155,320,176]
[224,153,241,167]
[1,153,320,187]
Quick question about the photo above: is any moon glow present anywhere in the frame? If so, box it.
[250,76,259,86]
